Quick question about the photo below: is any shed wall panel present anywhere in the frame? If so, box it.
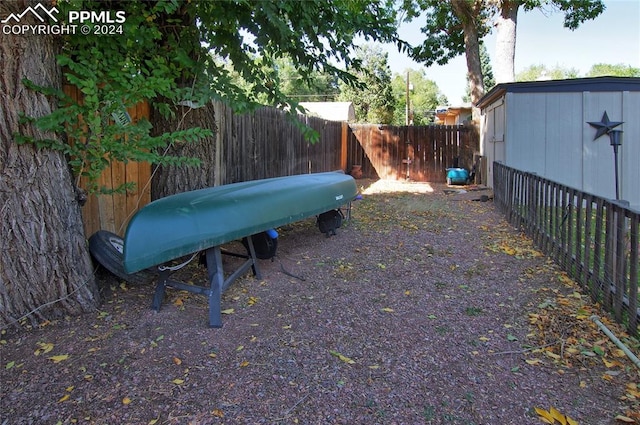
[621,91,640,210]
[544,93,583,189]
[506,93,546,173]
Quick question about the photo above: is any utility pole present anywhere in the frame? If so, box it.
[405,71,410,126]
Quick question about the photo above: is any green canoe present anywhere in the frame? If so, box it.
[123,172,357,273]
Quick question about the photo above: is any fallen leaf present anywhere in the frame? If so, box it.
[172,379,184,385]
[58,394,70,403]
[614,415,635,423]
[173,357,182,365]
[544,350,561,360]
[602,374,614,382]
[381,307,394,313]
[34,342,54,356]
[122,397,132,405]
[534,407,554,424]
[48,354,69,363]
[613,349,626,358]
[549,406,566,423]
[329,350,355,365]
[221,308,234,315]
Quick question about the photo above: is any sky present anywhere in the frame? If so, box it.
[379,0,640,105]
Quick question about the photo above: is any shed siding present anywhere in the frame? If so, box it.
[506,93,546,174]
[621,91,640,209]
[544,93,583,189]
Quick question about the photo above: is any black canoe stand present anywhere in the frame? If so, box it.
[151,236,262,328]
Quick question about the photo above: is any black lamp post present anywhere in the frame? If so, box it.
[587,111,624,201]
[608,129,623,200]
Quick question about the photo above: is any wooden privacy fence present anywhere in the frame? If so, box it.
[493,162,640,335]
[74,100,347,237]
[212,103,346,185]
[346,124,479,182]
[72,97,478,236]
[62,84,152,238]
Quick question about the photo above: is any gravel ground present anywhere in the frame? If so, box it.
[1,179,639,425]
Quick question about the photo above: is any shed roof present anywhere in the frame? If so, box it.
[476,76,640,110]
[299,102,355,122]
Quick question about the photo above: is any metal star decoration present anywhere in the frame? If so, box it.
[587,111,623,140]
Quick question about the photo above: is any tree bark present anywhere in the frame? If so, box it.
[0,1,99,329]
[494,0,520,83]
[450,0,484,121]
[148,4,219,200]
[150,103,218,199]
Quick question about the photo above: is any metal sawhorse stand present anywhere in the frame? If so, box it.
[151,236,261,328]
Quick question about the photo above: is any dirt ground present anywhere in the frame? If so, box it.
[1,179,639,425]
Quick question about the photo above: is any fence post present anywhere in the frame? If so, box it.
[593,200,605,303]
[526,172,536,233]
[604,203,615,311]
[613,201,630,323]
[340,122,348,172]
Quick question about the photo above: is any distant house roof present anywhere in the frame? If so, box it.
[476,76,640,110]
[434,103,473,125]
[299,102,355,122]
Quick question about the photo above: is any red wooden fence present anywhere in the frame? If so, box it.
[346,124,479,182]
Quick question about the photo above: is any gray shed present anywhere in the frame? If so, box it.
[477,77,640,210]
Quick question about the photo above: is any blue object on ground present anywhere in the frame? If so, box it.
[446,168,469,185]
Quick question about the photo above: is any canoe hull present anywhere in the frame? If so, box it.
[123,172,357,273]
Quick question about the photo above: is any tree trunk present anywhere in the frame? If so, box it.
[151,103,218,199]
[0,1,99,329]
[450,0,484,121]
[494,1,520,83]
[148,3,219,200]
